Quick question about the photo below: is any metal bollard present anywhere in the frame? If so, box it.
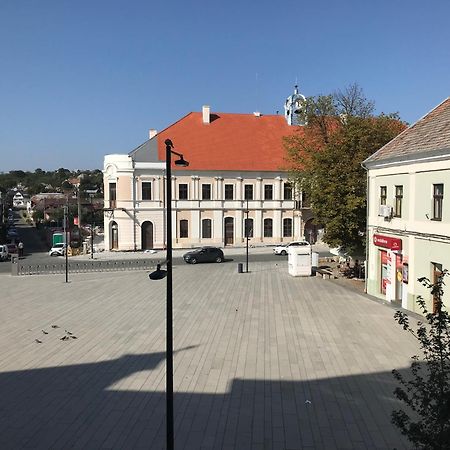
[237,263,243,274]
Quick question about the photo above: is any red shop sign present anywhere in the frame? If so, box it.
[373,234,402,251]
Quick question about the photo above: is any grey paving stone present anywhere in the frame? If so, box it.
[0,261,416,449]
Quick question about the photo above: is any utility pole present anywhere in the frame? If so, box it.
[85,190,98,259]
[77,186,82,230]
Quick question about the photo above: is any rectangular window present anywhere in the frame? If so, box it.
[283,218,292,237]
[244,185,253,200]
[301,191,310,208]
[380,186,387,205]
[284,183,292,200]
[263,219,273,237]
[202,184,211,200]
[202,219,212,239]
[394,185,403,217]
[180,219,189,238]
[178,184,188,200]
[224,184,234,200]
[109,183,117,208]
[244,218,253,238]
[142,182,152,200]
[433,184,444,220]
[264,185,273,200]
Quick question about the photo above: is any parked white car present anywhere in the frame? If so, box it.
[0,244,8,261]
[273,241,311,255]
[49,243,66,256]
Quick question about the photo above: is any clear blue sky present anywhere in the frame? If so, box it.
[1,0,449,172]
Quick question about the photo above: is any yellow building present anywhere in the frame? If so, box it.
[363,97,450,313]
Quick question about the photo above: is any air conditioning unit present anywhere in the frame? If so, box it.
[378,204,393,219]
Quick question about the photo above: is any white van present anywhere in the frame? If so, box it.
[0,245,8,261]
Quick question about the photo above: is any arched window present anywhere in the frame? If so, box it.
[264,218,273,238]
[202,219,212,239]
[180,219,189,238]
[110,221,119,250]
[141,221,153,249]
[283,218,292,237]
[244,218,253,238]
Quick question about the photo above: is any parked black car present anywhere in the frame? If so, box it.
[183,246,224,264]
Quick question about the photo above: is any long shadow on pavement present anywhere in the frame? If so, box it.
[0,351,412,449]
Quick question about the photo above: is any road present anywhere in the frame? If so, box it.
[1,209,332,274]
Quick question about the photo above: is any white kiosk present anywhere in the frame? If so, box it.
[288,246,312,277]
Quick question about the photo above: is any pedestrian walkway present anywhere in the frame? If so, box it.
[0,259,417,449]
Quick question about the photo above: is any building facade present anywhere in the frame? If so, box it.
[103,90,316,251]
[363,97,450,313]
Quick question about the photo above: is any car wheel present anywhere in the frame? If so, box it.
[215,256,223,263]
[50,252,57,256]
[190,258,197,264]
[281,250,287,256]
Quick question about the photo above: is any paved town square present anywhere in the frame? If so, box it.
[0,259,418,449]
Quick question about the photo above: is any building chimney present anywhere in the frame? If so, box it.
[149,129,157,139]
[202,105,210,124]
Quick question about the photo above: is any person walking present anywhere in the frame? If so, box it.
[18,241,24,258]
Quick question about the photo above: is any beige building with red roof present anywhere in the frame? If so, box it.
[103,99,316,252]
[363,97,450,313]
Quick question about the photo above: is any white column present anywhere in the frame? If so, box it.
[236,177,243,200]
[195,176,200,200]
[275,176,282,200]
[155,176,161,202]
[255,209,263,241]
[274,209,282,240]
[294,213,302,240]
[191,176,197,200]
[256,177,263,200]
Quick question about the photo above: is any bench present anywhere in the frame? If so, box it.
[316,268,334,279]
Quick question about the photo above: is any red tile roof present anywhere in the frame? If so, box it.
[155,112,301,171]
[364,97,450,164]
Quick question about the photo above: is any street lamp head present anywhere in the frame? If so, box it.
[165,139,174,148]
[149,264,167,280]
[174,156,189,167]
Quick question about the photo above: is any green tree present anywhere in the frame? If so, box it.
[392,271,450,449]
[284,84,406,255]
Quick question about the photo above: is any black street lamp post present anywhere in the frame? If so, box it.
[245,199,249,273]
[149,139,188,450]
